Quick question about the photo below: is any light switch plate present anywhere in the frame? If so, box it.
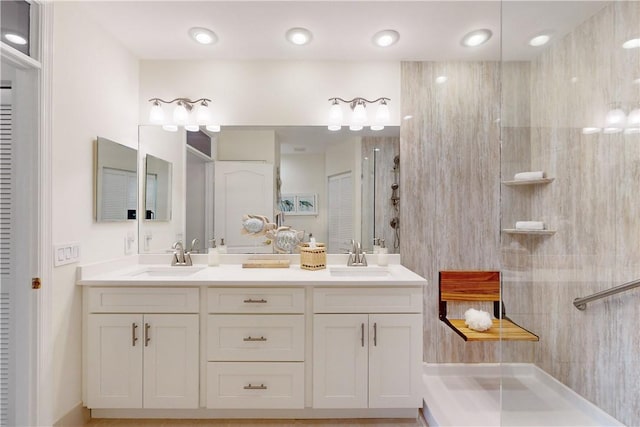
[54,242,80,267]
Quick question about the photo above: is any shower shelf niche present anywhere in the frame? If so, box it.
[503,229,556,236]
[502,177,555,186]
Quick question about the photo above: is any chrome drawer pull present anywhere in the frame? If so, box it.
[361,323,365,347]
[373,322,377,346]
[243,336,267,342]
[244,384,267,390]
[144,323,151,347]
[243,298,268,303]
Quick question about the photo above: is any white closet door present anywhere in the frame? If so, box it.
[214,161,274,253]
[327,172,353,253]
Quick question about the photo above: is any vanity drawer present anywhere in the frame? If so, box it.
[87,287,199,313]
[313,287,422,313]
[207,287,305,313]
[206,362,304,409]
[207,315,304,361]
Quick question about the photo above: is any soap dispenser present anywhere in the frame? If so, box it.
[218,238,228,254]
[377,238,388,267]
[208,238,220,266]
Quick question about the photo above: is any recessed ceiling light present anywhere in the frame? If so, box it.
[435,76,448,84]
[189,27,217,45]
[4,33,27,45]
[623,38,640,49]
[461,29,492,47]
[529,34,551,47]
[286,27,312,46]
[372,30,400,48]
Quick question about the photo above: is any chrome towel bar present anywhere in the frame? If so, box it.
[574,278,640,310]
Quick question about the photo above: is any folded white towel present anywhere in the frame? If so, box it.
[515,221,545,230]
[464,308,493,332]
[514,171,546,181]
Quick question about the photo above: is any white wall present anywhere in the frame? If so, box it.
[139,61,401,126]
[217,129,276,162]
[51,3,139,422]
[280,153,327,243]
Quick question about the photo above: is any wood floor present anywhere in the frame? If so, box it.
[85,417,427,427]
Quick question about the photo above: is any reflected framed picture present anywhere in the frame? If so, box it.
[295,194,318,215]
[279,195,296,213]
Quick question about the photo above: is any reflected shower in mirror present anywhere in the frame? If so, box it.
[144,154,172,221]
[95,136,137,222]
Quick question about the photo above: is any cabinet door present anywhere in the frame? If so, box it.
[86,314,143,408]
[368,314,422,408]
[312,314,368,408]
[143,314,199,408]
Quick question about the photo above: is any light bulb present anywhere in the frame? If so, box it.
[162,124,178,132]
[206,124,221,132]
[149,102,164,124]
[370,125,384,131]
[605,108,626,126]
[185,125,199,132]
[4,33,27,45]
[352,102,367,125]
[349,124,364,131]
[461,29,492,47]
[581,127,601,135]
[627,108,640,127]
[173,102,189,125]
[328,101,343,130]
[196,102,212,124]
[375,101,390,123]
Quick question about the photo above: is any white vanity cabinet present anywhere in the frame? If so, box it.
[312,287,422,409]
[206,287,305,409]
[84,287,199,409]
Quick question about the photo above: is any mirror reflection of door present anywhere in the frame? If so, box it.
[144,154,172,221]
[327,172,353,253]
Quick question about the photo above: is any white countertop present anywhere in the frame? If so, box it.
[77,254,428,287]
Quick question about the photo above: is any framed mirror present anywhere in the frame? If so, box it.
[94,136,137,222]
[144,154,172,221]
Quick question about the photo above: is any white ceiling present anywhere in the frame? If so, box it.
[79,1,609,62]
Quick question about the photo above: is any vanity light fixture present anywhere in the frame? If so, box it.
[372,30,400,47]
[148,97,220,133]
[189,27,217,45]
[622,38,640,49]
[327,97,391,132]
[461,29,492,47]
[286,27,312,46]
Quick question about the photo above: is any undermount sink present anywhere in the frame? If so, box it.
[329,266,390,277]
[128,266,206,278]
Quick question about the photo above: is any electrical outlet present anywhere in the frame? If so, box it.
[54,242,81,267]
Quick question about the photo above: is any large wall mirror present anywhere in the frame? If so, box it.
[138,125,399,254]
[95,136,137,222]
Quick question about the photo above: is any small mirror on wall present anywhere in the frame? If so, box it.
[144,154,172,221]
[95,137,138,222]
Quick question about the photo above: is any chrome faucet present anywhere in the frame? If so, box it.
[189,238,200,253]
[171,241,193,266]
[347,239,367,266]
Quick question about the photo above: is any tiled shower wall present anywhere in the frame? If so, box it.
[401,2,639,423]
[503,2,640,424]
[400,61,502,363]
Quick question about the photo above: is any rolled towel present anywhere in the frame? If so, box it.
[464,308,493,332]
[513,171,546,181]
[515,221,545,230]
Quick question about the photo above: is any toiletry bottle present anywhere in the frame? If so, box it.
[309,233,316,249]
[373,237,381,254]
[218,238,228,254]
[208,238,220,266]
[377,238,388,267]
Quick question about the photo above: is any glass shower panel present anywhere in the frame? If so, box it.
[500,1,639,425]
